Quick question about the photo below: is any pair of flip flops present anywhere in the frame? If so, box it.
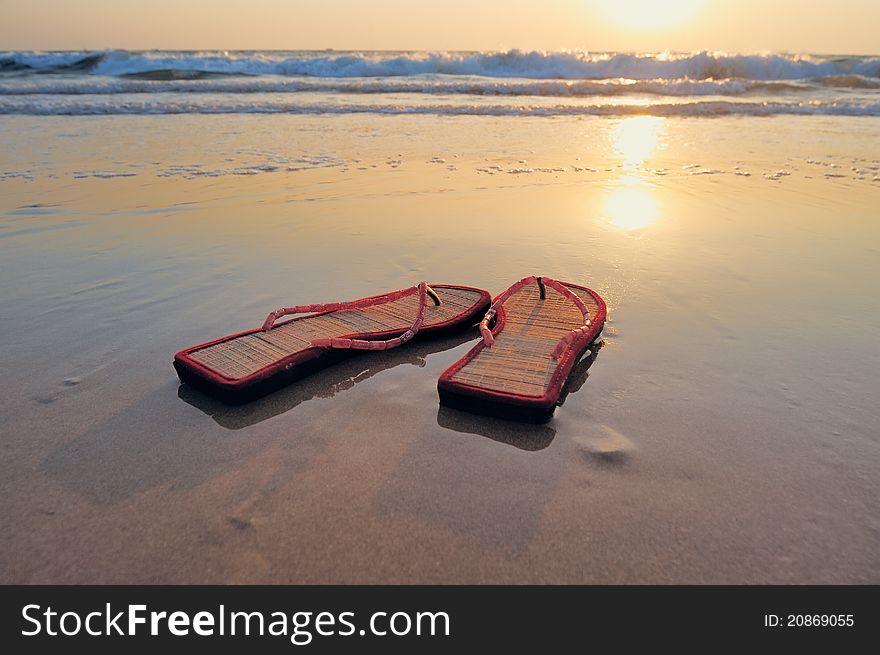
[173,277,606,422]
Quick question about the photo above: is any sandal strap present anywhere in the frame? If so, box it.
[262,282,440,351]
[479,276,591,361]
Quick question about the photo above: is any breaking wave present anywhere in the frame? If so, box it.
[2,49,879,81]
[2,50,878,118]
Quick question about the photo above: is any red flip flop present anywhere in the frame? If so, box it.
[437,276,606,422]
[175,282,490,403]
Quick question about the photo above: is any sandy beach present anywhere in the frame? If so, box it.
[1,110,879,583]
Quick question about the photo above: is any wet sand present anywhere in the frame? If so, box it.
[1,114,879,583]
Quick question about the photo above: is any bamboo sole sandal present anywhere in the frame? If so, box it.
[175,282,491,404]
[437,276,606,422]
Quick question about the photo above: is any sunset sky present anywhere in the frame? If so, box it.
[2,0,879,54]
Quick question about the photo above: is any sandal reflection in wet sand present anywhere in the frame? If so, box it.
[178,330,478,430]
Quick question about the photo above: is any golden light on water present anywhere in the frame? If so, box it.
[589,0,709,32]
[611,116,664,167]
[603,116,664,231]
[604,179,660,231]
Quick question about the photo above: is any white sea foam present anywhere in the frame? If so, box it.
[0,170,34,181]
[72,171,137,179]
[2,97,878,117]
[4,74,874,98]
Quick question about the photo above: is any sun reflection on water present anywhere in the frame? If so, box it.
[611,115,664,168]
[603,116,665,231]
[605,177,659,231]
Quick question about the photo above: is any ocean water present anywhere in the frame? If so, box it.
[2,49,880,117]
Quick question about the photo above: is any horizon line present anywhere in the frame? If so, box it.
[4,47,880,58]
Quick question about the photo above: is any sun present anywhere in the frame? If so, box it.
[589,0,708,32]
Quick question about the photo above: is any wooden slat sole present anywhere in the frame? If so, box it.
[188,287,484,380]
[448,284,600,397]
